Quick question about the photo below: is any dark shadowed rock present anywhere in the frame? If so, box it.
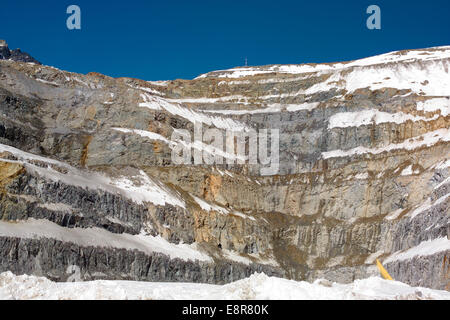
[0,40,40,64]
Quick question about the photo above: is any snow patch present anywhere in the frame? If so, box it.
[285,102,320,112]
[322,128,450,159]
[328,109,439,129]
[0,219,211,263]
[1,272,449,300]
[408,193,449,220]
[384,208,404,221]
[0,143,184,208]
[384,237,450,264]
[192,195,229,215]
[35,78,60,86]
[140,95,249,131]
[416,98,450,116]
[192,195,256,221]
[112,127,175,146]
[400,165,420,176]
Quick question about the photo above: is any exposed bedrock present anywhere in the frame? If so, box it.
[0,237,282,284]
[0,46,448,289]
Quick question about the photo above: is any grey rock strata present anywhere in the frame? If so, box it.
[0,43,448,289]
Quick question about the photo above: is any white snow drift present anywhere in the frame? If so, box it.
[0,272,449,300]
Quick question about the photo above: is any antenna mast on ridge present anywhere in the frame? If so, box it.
[244,57,248,67]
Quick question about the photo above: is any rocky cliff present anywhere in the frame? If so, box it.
[0,44,448,289]
[0,40,40,65]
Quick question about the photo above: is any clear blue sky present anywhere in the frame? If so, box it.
[1,0,449,80]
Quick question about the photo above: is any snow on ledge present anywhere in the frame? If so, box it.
[194,46,450,82]
[0,143,185,208]
[322,128,450,159]
[417,98,450,117]
[192,195,256,221]
[384,237,450,264]
[112,127,175,147]
[400,165,420,176]
[139,95,249,132]
[0,219,211,263]
[408,193,449,220]
[328,109,440,129]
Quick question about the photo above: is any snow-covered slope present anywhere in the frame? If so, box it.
[1,272,449,300]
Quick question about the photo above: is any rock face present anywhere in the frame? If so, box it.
[0,40,40,64]
[0,43,448,289]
